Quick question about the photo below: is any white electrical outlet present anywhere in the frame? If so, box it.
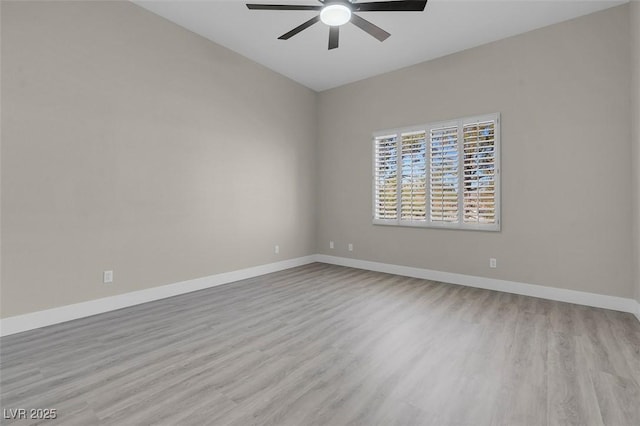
[103,270,113,283]
[489,258,497,268]
[274,245,280,254]
[329,241,334,249]
[348,243,353,252]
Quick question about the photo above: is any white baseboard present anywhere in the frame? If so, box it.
[2,253,638,337]
[0,256,316,337]
[315,255,640,318]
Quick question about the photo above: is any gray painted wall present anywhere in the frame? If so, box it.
[632,0,640,304]
[0,1,317,317]
[316,5,633,298]
[1,2,637,318]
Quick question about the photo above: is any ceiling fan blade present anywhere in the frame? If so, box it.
[278,15,321,40]
[247,4,322,11]
[328,26,339,50]
[353,0,427,12]
[350,14,390,42]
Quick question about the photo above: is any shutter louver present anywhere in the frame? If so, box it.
[374,135,398,220]
[463,120,497,225]
[400,132,427,221]
[430,126,459,223]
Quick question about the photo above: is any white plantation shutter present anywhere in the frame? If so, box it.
[373,113,499,231]
[429,125,459,223]
[374,135,398,220]
[463,118,498,225]
[400,132,427,221]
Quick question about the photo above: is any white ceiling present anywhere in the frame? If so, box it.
[134,0,627,91]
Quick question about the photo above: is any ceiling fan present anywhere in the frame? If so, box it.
[246,1,428,50]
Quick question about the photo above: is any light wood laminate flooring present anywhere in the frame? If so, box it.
[1,263,639,425]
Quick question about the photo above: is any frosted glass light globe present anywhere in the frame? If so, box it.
[320,4,352,26]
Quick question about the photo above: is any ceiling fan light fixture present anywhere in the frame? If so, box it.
[320,4,352,26]
[247,0,428,49]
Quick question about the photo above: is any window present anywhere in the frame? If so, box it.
[373,113,500,231]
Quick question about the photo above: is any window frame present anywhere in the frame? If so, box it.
[372,113,501,232]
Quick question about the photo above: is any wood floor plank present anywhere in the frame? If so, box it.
[1,263,639,425]
[546,331,604,426]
